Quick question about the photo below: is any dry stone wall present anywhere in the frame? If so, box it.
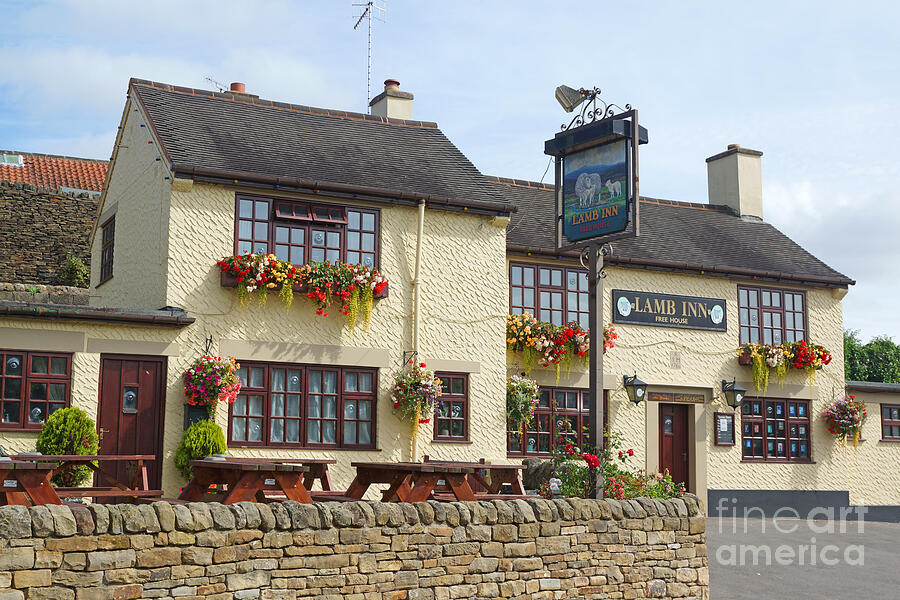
[0,497,708,600]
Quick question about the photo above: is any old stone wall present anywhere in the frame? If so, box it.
[0,180,97,287]
[0,497,708,600]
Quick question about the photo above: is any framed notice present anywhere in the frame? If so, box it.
[714,412,735,446]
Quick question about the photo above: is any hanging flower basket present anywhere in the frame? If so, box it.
[217,253,389,329]
[390,362,443,457]
[183,355,242,418]
[823,394,867,447]
[507,375,540,433]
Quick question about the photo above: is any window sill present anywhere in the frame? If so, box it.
[507,452,551,458]
[227,443,381,452]
[432,439,472,445]
[740,459,816,464]
[221,272,389,298]
[95,276,113,289]
[879,438,900,443]
[0,425,45,432]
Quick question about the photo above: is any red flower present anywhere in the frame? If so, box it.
[419,362,426,368]
[627,448,634,457]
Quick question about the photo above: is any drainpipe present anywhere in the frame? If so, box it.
[410,199,426,461]
[412,199,426,355]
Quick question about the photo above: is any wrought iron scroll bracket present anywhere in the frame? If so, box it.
[579,244,613,279]
[204,335,213,355]
[402,350,419,369]
[561,87,632,131]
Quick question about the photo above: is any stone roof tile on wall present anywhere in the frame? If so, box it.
[494,178,854,287]
[130,79,508,210]
[0,151,107,192]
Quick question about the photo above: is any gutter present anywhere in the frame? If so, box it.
[0,302,195,327]
[845,381,900,394]
[506,244,855,289]
[171,165,515,217]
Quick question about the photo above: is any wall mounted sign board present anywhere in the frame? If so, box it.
[714,412,736,446]
[613,289,727,332]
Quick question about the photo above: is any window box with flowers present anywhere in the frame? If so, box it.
[218,253,389,330]
[738,340,832,393]
[505,312,616,382]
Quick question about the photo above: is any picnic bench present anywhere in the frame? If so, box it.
[344,461,480,502]
[3,454,161,505]
[178,458,313,504]
[423,457,527,498]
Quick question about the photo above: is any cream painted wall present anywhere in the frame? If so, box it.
[89,96,171,309]
[839,391,900,505]
[505,256,862,505]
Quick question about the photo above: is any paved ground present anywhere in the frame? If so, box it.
[707,516,900,599]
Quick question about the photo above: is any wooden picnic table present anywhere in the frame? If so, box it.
[345,461,479,503]
[424,460,527,496]
[215,457,335,491]
[5,454,161,504]
[179,458,313,504]
[0,458,61,506]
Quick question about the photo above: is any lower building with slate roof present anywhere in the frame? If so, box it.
[1,77,896,516]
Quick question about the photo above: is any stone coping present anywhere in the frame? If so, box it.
[0,496,702,539]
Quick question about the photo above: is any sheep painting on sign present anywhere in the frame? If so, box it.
[562,139,629,243]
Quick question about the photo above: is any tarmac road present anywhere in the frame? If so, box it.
[707,515,900,599]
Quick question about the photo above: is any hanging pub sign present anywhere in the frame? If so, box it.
[613,289,727,332]
[544,93,649,251]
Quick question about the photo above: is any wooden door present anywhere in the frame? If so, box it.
[659,403,690,491]
[98,356,165,492]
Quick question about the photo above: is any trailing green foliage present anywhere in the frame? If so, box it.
[35,407,98,487]
[844,330,900,383]
[61,252,89,287]
[174,420,227,480]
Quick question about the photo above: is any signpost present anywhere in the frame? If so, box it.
[545,88,648,497]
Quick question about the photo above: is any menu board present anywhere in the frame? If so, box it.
[714,412,735,446]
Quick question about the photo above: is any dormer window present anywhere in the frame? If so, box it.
[236,195,379,268]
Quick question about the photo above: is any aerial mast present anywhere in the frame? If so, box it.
[352,0,386,112]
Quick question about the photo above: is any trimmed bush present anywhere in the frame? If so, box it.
[174,419,227,480]
[35,407,99,487]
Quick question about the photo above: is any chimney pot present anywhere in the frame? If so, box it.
[384,78,400,90]
[230,82,246,93]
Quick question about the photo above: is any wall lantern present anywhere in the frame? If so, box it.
[623,373,648,404]
[721,378,747,409]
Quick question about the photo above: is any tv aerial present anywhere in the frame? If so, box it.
[352,0,386,112]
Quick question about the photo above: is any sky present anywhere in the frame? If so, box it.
[1,0,898,342]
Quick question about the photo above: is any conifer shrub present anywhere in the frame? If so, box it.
[35,407,99,487]
[174,419,227,480]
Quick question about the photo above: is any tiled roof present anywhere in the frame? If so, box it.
[495,178,854,287]
[0,151,107,192]
[130,79,509,211]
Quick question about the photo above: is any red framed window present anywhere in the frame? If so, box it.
[228,361,376,448]
[433,373,468,442]
[235,195,379,268]
[99,216,115,284]
[509,263,589,328]
[741,398,810,461]
[881,405,900,441]
[0,351,71,429]
[507,387,603,456]
[738,286,807,346]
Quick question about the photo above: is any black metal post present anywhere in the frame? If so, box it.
[588,243,604,498]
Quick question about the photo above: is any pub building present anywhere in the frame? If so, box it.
[1,78,894,516]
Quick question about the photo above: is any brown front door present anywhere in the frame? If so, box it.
[98,356,166,492]
[659,403,689,491]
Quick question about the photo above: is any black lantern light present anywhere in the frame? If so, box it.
[721,378,747,409]
[623,373,648,404]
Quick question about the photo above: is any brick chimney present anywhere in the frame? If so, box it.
[706,144,764,220]
[369,79,413,120]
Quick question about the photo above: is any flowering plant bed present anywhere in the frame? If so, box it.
[505,313,616,380]
[738,340,832,392]
[823,394,867,447]
[506,375,540,433]
[183,355,242,417]
[218,253,388,329]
